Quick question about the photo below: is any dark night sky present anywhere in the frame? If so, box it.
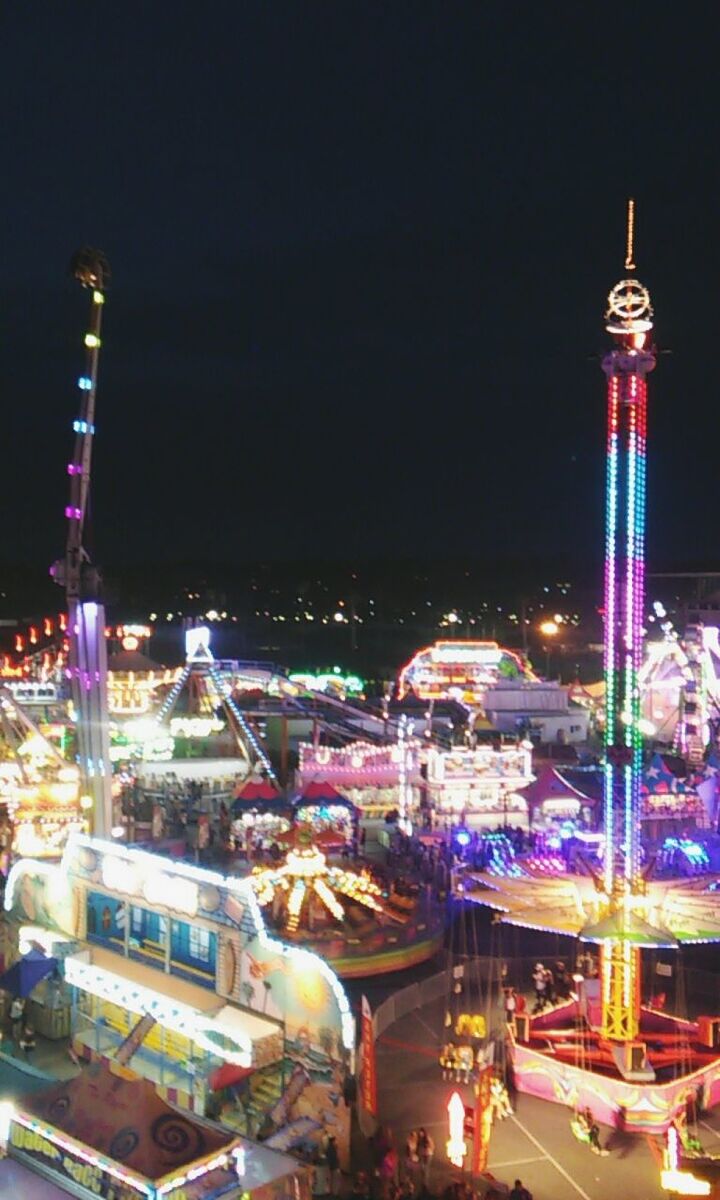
[1,5,719,572]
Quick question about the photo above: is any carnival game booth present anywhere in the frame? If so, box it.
[0,1060,310,1200]
[298,740,418,819]
[426,744,533,828]
[4,834,356,1164]
[292,782,358,847]
[517,765,597,830]
[231,781,291,850]
[642,752,708,839]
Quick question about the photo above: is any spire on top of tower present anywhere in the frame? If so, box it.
[605,197,653,341]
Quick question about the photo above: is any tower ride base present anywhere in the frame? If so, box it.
[511,1000,720,1132]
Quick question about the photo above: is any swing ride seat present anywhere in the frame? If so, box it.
[570,1118,592,1145]
[454,1013,487,1039]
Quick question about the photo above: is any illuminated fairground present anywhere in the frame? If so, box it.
[462,205,720,1144]
[251,825,444,977]
[398,640,536,705]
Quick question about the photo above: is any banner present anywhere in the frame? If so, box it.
[9,1119,143,1200]
[472,1066,493,1174]
[360,995,377,1117]
[115,1012,157,1066]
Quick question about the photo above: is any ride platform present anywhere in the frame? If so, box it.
[512,995,720,1133]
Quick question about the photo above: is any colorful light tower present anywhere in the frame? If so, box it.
[51,249,113,837]
[600,200,656,1051]
[462,204,720,1124]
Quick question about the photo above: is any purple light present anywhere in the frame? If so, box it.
[65,505,82,519]
[67,464,82,475]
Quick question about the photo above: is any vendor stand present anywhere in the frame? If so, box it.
[0,1061,311,1200]
[292,782,358,847]
[230,781,291,852]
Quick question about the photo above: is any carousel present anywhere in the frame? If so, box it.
[250,826,444,977]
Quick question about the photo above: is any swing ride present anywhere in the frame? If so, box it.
[447,205,720,1143]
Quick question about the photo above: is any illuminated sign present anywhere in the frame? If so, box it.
[185,626,213,663]
[432,642,502,665]
[5,682,59,704]
[169,717,224,738]
[116,625,151,640]
[289,670,365,696]
[446,1091,467,1168]
[9,1114,153,1199]
[660,1169,710,1196]
[661,1125,711,1195]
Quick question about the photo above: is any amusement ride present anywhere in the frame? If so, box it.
[49,249,113,838]
[457,204,720,1146]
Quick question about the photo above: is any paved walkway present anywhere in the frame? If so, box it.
[0,1156,74,1198]
[374,998,690,1200]
[0,1031,80,1083]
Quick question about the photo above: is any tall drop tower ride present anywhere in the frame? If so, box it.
[600,200,656,1050]
[464,205,720,1125]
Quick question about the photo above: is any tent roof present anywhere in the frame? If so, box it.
[234,780,279,802]
[0,949,57,998]
[19,1062,232,1181]
[300,780,348,802]
[581,910,678,948]
[519,765,595,807]
[107,649,163,672]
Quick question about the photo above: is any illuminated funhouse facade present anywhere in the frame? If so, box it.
[5,835,355,1164]
[398,640,535,706]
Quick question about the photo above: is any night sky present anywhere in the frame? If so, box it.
[1,5,719,572]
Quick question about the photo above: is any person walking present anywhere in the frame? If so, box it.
[19,1023,36,1056]
[404,1130,419,1185]
[325,1134,340,1196]
[416,1128,434,1189]
[532,963,547,1013]
[10,996,24,1042]
[587,1116,608,1156]
[509,1181,532,1200]
[380,1146,399,1200]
